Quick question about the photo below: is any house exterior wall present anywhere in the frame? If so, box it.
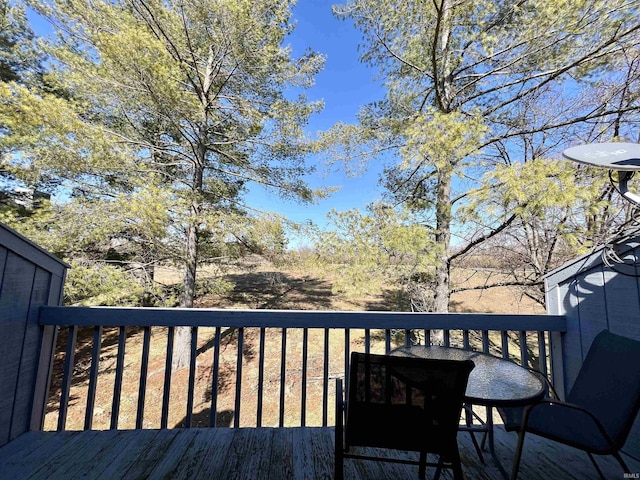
[0,223,67,447]
[545,238,640,458]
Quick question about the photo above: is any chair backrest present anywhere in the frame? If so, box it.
[345,352,474,455]
[567,330,640,446]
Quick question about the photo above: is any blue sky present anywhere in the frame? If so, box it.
[247,1,387,245]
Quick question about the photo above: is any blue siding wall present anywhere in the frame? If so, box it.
[545,240,640,459]
[0,224,67,447]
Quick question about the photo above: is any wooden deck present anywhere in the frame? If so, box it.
[1,425,638,479]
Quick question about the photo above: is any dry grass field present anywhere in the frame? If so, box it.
[44,259,543,432]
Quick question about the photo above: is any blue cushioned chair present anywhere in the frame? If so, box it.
[510,330,640,479]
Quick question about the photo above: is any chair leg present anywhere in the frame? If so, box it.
[334,424,344,480]
[464,404,485,464]
[334,447,343,480]
[588,451,632,480]
[510,429,526,480]
[586,453,606,479]
[433,456,444,480]
[418,451,426,480]
[451,450,465,480]
[613,451,632,476]
[481,406,491,450]
[510,404,539,480]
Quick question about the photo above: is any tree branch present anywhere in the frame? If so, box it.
[450,211,520,262]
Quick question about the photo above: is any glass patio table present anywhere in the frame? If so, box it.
[391,345,546,479]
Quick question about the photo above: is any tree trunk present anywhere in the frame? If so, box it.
[433,167,452,312]
[172,52,214,370]
[431,166,452,345]
[172,132,206,371]
[172,222,199,370]
[429,0,454,346]
[172,220,200,371]
[181,222,198,309]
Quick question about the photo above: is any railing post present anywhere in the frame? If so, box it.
[550,330,566,399]
[30,324,58,431]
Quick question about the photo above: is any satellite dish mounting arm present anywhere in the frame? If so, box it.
[617,171,640,206]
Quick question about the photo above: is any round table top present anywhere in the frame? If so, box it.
[391,346,546,407]
[563,142,640,171]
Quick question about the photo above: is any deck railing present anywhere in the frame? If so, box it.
[37,307,566,432]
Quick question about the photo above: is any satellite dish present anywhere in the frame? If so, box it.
[563,142,640,205]
[563,142,640,170]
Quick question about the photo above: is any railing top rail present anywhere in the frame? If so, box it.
[40,306,566,331]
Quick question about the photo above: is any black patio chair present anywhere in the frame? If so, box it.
[509,330,640,479]
[335,352,474,480]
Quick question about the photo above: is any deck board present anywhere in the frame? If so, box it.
[26,430,102,480]
[190,427,235,480]
[94,430,163,480]
[168,427,221,480]
[292,427,315,480]
[44,430,121,480]
[0,426,638,479]
[266,427,293,480]
[224,427,267,480]
[120,428,180,479]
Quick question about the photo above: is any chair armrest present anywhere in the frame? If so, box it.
[523,399,617,449]
[522,366,559,399]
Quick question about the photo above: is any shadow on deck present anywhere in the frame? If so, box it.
[1,425,638,479]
